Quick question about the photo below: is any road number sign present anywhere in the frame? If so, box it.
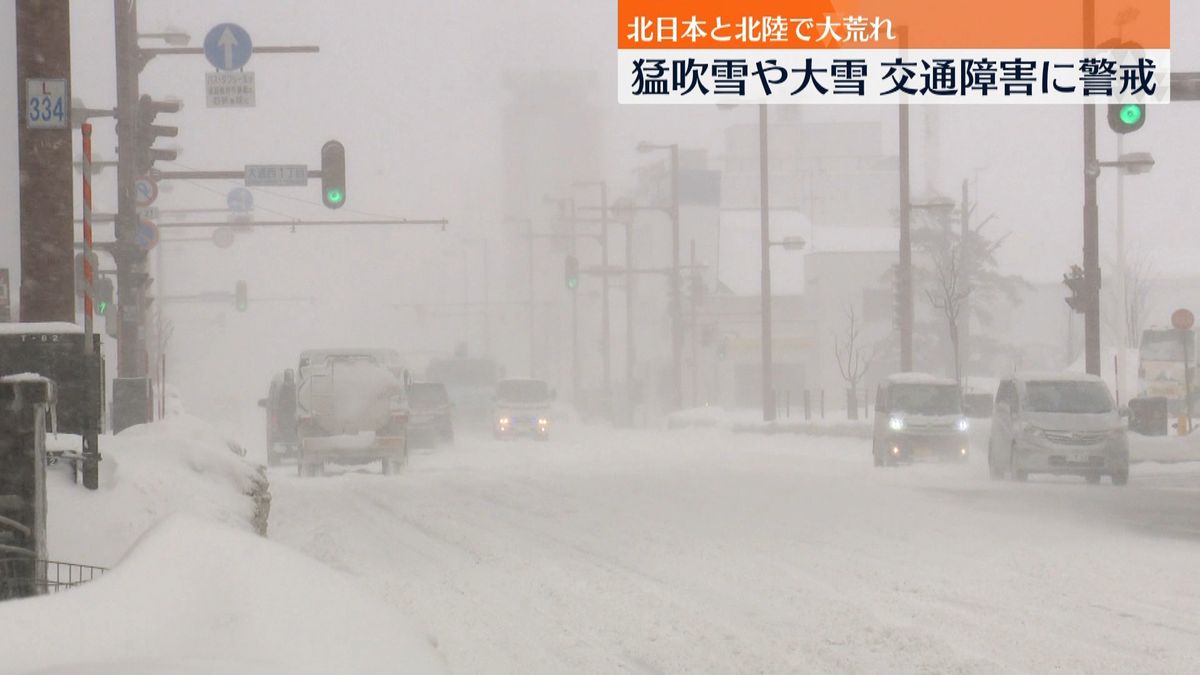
[25,79,68,129]
[212,227,235,249]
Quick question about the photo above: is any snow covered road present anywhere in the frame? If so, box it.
[267,427,1200,674]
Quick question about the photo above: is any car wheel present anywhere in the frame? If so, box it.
[1085,473,1101,485]
[381,457,395,475]
[1111,470,1129,486]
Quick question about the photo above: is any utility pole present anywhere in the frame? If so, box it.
[574,181,613,420]
[690,239,700,407]
[1082,0,1102,376]
[570,199,581,406]
[759,104,775,422]
[669,146,682,412]
[527,220,537,378]
[16,0,74,322]
[959,178,971,382]
[897,25,914,372]
[624,215,638,426]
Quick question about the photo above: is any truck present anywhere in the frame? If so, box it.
[424,355,501,431]
[293,348,410,477]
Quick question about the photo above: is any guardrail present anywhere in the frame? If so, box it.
[0,557,108,601]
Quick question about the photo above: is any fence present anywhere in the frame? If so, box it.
[0,557,107,601]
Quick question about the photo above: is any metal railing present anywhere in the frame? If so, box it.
[0,558,108,601]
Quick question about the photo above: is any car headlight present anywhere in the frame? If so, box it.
[888,416,905,431]
[1022,424,1046,439]
[956,418,970,432]
[498,417,510,426]
[537,417,549,426]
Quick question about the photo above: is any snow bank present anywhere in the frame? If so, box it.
[0,515,446,675]
[1130,431,1200,463]
[46,414,268,567]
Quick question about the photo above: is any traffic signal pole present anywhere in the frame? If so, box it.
[114,0,145,386]
[1082,0,1102,376]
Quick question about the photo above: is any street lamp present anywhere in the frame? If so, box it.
[635,141,683,412]
[139,27,190,46]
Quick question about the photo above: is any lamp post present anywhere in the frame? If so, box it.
[636,141,682,412]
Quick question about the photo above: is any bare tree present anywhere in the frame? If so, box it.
[1103,248,1153,349]
[834,306,877,420]
[926,240,971,383]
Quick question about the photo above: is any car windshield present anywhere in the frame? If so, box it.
[888,384,962,415]
[1025,381,1113,414]
[408,383,448,408]
[496,380,550,403]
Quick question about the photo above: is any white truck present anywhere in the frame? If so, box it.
[294,348,410,477]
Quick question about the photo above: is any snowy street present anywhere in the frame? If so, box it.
[268,428,1200,674]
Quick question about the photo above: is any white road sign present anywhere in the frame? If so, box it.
[25,79,68,129]
[206,71,256,108]
[245,164,308,187]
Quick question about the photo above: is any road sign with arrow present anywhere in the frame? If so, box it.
[203,23,252,71]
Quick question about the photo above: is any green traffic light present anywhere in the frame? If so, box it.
[1119,104,1143,126]
[325,188,344,205]
[96,301,108,315]
[566,278,579,290]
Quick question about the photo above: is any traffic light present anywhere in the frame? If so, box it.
[1063,265,1093,314]
[235,280,248,312]
[321,140,346,209]
[95,277,114,316]
[134,95,180,173]
[1108,103,1145,135]
[564,255,579,290]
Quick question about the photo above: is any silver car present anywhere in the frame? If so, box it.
[988,373,1129,486]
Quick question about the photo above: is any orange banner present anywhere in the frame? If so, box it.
[617,0,1170,50]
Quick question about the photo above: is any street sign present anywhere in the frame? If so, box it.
[226,187,254,212]
[203,23,253,71]
[205,71,256,108]
[245,164,307,187]
[1172,308,1195,331]
[134,175,158,207]
[212,227,235,249]
[24,79,68,129]
[134,218,160,251]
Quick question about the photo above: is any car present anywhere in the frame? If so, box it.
[492,378,554,440]
[872,373,971,466]
[258,369,298,466]
[988,372,1129,485]
[408,381,454,447]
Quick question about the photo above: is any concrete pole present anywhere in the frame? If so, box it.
[759,104,776,422]
[898,26,914,373]
[16,0,74,322]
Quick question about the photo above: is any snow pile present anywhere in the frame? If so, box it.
[1131,431,1200,463]
[46,414,268,567]
[0,515,446,675]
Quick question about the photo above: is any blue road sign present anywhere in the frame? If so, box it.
[134,218,160,251]
[227,187,254,212]
[203,23,253,71]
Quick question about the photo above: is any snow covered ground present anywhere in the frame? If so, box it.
[0,516,445,674]
[268,425,1200,674]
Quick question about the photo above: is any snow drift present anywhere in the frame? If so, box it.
[0,515,446,674]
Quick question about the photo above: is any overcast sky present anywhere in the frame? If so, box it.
[3,0,1200,288]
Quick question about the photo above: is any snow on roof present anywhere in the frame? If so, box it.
[885,372,958,385]
[0,321,82,335]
